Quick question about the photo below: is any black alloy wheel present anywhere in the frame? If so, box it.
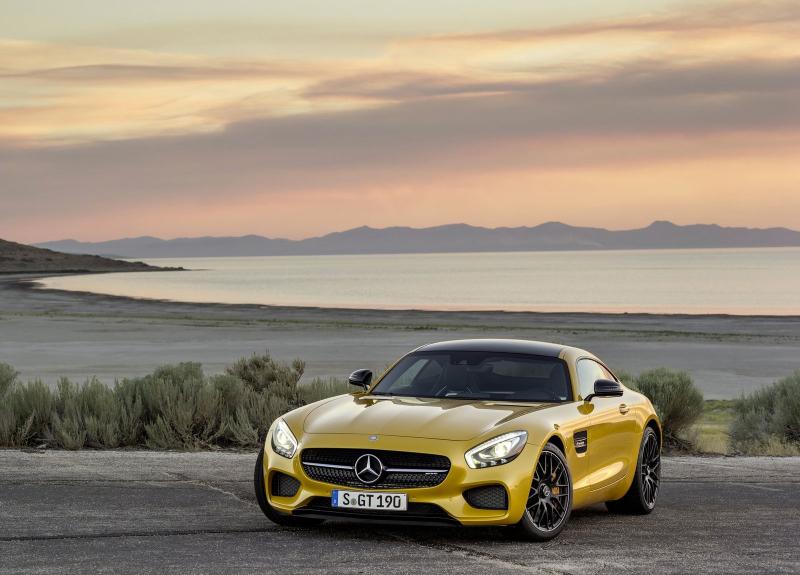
[514,442,573,541]
[606,426,661,514]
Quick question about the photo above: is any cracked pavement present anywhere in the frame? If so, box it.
[1,451,798,574]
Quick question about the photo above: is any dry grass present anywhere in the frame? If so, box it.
[735,437,800,456]
[681,400,735,454]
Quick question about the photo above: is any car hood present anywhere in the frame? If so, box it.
[302,394,555,441]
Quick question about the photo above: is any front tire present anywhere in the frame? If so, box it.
[606,426,661,514]
[513,442,573,541]
[253,449,324,527]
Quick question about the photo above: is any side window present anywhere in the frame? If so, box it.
[576,359,614,399]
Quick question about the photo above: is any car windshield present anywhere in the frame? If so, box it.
[371,351,572,402]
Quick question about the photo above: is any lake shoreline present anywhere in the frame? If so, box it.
[7,272,800,323]
[33,247,800,316]
[1,273,798,398]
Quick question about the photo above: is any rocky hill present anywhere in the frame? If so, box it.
[0,238,174,273]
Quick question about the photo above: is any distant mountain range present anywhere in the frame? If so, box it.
[36,221,800,259]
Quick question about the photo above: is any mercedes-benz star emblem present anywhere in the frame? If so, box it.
[354,453,384,484]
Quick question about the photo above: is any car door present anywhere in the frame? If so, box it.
[576,358,636,491]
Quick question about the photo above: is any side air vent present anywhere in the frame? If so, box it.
[271,472,301,497]
[464,485,508,510]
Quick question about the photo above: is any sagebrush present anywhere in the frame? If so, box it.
[731,371,800,454]
[627,368,704,446]
[0,353,348,450]
[4,357,798,454]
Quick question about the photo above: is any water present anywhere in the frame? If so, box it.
[39,248,800,315]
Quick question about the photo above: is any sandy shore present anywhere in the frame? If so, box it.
[1,274,798,398]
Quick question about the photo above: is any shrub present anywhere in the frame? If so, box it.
[12,379,54,440]
[0,364,19,445]
[53,377,124,449]
[632,368,704,445]
[0,363,17,397]
[614,369,635,388]
[300,377,351,404]
[136,363,220,449]
[0,379,55,446]
[226,351,305,406]
[114,377,145,445]
[52,378,88,449]
[211,373,293,446]
[0,353,343,450]
[731,371,800,452]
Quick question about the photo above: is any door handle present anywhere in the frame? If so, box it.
[619,403,630,415]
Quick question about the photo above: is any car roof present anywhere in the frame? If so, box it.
[414,338,584,358]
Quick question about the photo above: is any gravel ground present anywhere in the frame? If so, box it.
[0,451,798,574]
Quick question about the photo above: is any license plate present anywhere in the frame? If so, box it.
[331,490,407,511]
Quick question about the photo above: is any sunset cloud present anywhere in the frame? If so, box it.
[0,0,798,242]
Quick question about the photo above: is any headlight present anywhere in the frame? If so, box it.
[465,431,528,469]
[270,418,298,459]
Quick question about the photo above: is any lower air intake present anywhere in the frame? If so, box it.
[271,472,301,497]
[463,485,508,510]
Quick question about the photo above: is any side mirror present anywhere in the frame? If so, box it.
[348,369,373,390]
[584,378,623,402]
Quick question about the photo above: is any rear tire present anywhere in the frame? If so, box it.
[513,442,573,541]
[606,426,660,515]
[254,449,324,527]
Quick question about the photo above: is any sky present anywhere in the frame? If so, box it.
[1,0,799,243]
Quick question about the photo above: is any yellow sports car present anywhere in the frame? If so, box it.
[254,339,661,540]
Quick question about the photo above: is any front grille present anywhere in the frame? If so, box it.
[301,448,450,489]
[294,497,457,525]
[271,472,301,497]
[463,485,508,510]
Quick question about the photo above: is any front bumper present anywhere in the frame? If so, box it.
[261,432,538,526]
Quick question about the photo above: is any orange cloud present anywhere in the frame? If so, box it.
[0,0,799,241]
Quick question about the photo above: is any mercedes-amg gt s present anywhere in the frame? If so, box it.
[254,339,661,540]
